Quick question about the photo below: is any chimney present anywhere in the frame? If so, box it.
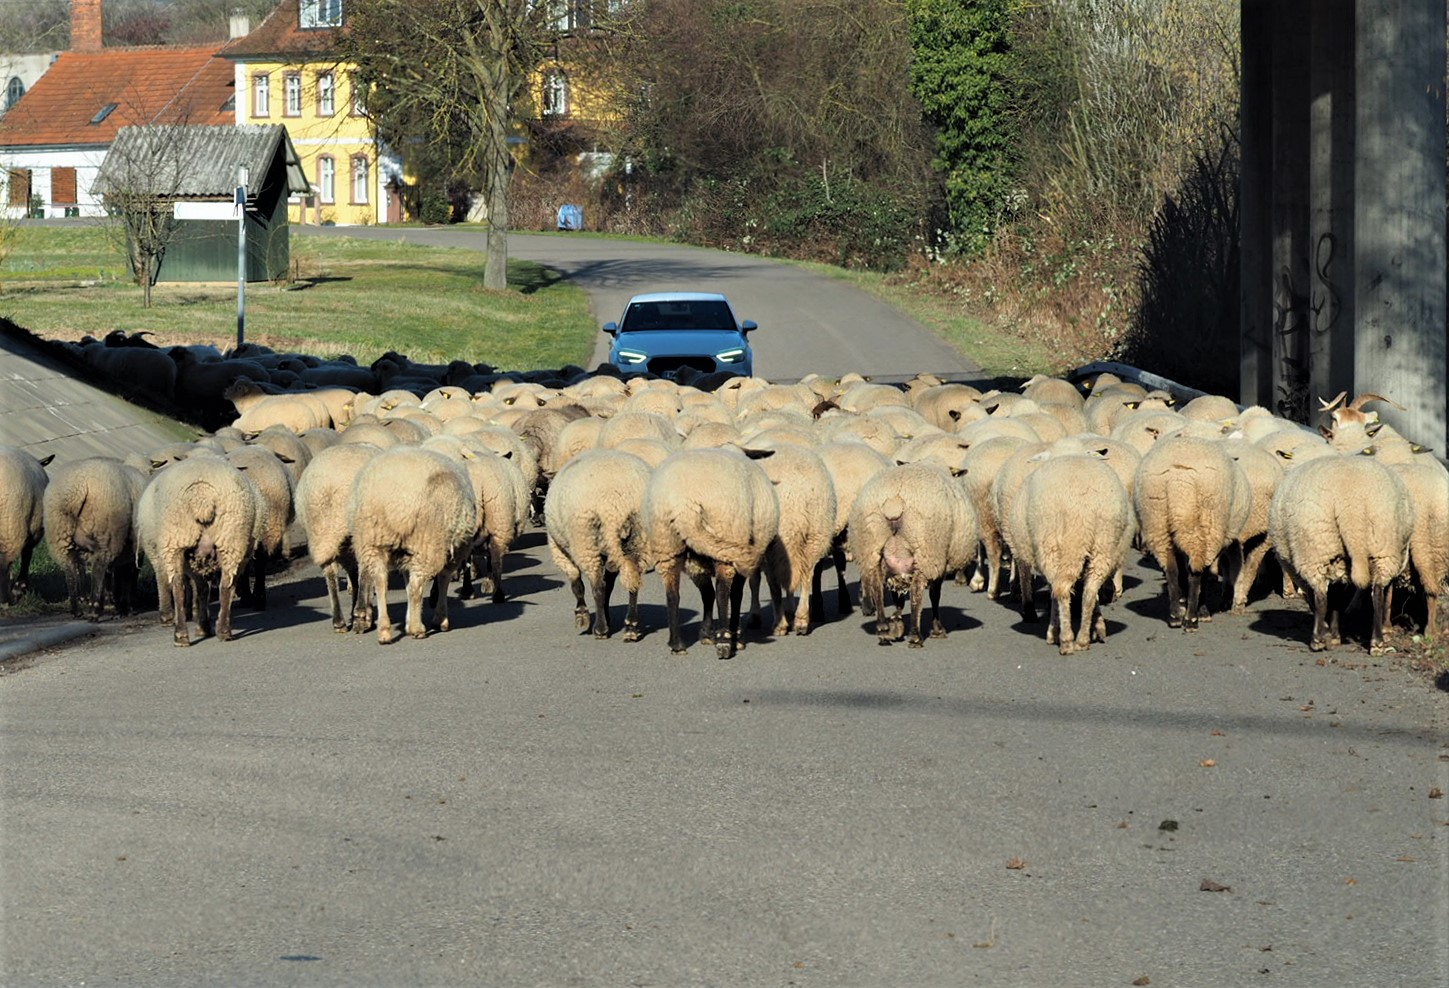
[71,0,103,52]
[229,11,250,39]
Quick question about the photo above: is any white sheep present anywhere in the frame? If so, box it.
[1005,451,1133,654]
[348,445,478,644]
[294,442,384,632]
[421,435,526,604]
[848,462,978,647]
[642,447,780,658]
[1134,435,1252,630]
[1220,438,1287,613]
[958,435,1032,599]
[1268,453,1414,654]
[544,448,653,640]
[42,456,144,619]
[744,442,837,636]
[225,444,296,610]
[134,456,265,646]
[0,446,52,605]
[811,440,892,616]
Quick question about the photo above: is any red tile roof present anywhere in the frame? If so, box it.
[223,0,343,60]
[0,46,235,148]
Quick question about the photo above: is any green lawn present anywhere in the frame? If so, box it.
[0,224,598,371]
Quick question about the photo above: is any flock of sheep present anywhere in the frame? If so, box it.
[2,341,1446,660]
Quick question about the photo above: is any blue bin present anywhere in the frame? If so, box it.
[556,204,583,231]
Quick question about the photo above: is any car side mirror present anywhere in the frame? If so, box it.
[602,321,619,335]
[741,320,758,334]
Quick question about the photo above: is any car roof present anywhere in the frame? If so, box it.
[625,291,730,304]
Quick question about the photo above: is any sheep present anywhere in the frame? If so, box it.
[642,447,780,658]
[958,435,1032,598]
[848,462,978,647]
[988,440,1051,616]
[0,446,53,605]
[598,410,682,451]
[294,442,384,632]
[1004,452,1133,654]
[611,437,677,469]
[1268,453,1415,654]
[543,448,653,640]
[1219,438,1287,613]
[1133,435,1252,630]
[79,341,178,401]
[224,445,295,610]
[337,420,402,449]
[744,442,837,636]
[811,440,892,615]
[223,379,331,433]
[421,435,526,604]
[911,383,985,432]
[134,456,264,646]
[1385,452,1449,639]
[348,445,478,644]
[1020,374,1085,409]
[42,456,143,619]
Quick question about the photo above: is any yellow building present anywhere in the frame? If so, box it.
[223,0,396,226]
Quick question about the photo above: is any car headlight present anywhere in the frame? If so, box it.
[715,347,747,363]
[616,349,649,365]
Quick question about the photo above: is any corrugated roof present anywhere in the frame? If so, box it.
[223,0,344,60]
[93,124,311,199]
[0,46,235,148]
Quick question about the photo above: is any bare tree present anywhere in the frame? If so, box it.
[93,125,191,307]
[341,0,554,289]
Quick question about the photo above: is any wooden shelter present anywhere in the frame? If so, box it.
[93,123,310,282]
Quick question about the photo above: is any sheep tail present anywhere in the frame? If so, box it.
[882,496,906,534]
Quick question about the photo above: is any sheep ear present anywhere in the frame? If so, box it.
[1124,400,1140,410]
[1366,422,1383,437]
[276,452,295,463]
[1318,425,1333,440]
[950,466,967,478]
[500,450,514,459]
[742,448,775,460]
[947,408,961,421]
[1274,449,1294,461]
[37,453,56,467]
[1359,445,1377,456]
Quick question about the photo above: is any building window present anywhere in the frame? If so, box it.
[299,0,342,29]
[542,69,568,118]
[351,155,369,204]
[4,76,23,112]
[7,168,31,207]
[349,72,366,116]
[252,73,269,117]
[50,166,77,205]
[318,155,335,203]
[284,73,302,116]
[317,71,335,116]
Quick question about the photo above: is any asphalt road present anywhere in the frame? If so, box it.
[2,235,1447,988]
[297,227,980,383]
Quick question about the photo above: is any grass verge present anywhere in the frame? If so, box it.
[0,224,598,371]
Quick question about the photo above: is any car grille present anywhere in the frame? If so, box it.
[647,356,718,376]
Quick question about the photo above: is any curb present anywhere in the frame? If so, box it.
[0,622,99,664]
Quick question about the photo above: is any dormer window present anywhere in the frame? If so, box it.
[4,77,24,112]
[89,103,118,125]
[300,0,342,29]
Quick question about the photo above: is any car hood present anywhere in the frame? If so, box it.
[613,329,748,355]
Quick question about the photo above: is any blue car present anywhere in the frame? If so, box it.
[603,292,757,378]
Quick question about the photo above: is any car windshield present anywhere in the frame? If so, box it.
[621,300,736,332]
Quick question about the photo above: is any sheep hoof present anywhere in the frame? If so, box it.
[670,645,689,655]
[574,608,590,629]
[216,630,233,642]
[592,629,610,640]
[793,623,811,637]
[333,622,350,633]
[1309,637,1329,652]
[172,634,191,648]
[907,636,924,648]
[772,621,789,637]
[877,636,893,647]
[621,628,642,643]
[930,627,947,639]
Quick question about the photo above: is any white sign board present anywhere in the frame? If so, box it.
[173,201,238,221]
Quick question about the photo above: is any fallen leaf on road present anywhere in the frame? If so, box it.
[1132,977,1150,986]
[1429,788,1444,799]
[1394,856,1417,862]
[1158,819,1179,832]
[1199,759,1216,768]
[1345,877,1357,885]
[1200,879,1232,892]
[1210,730,1225,737]
[1006,857,1027,870]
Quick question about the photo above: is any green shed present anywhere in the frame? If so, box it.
[93,124,310,283]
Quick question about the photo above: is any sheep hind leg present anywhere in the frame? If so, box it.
[168,570,190,646]
[906,575,926,648]
[1016,562,1038,624]
[1183,568,1204,632]
[1233,537,1272,614]
[192,573,214,640]
[591,568,616,639]
[488,540,507,604]
[1368,584,1392,655]
[926,576,947,639]
[1161,552,1186,628]
[215,576,237,641]
[1307,585,1333,651]
[745,570,764,629]
[620,560,644,642]
[404,569,432,639]
[792,562,815,636]
[714,563,739,659]
[694,569,717,645]
[660,557,687,654]
[766,565,790,637]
